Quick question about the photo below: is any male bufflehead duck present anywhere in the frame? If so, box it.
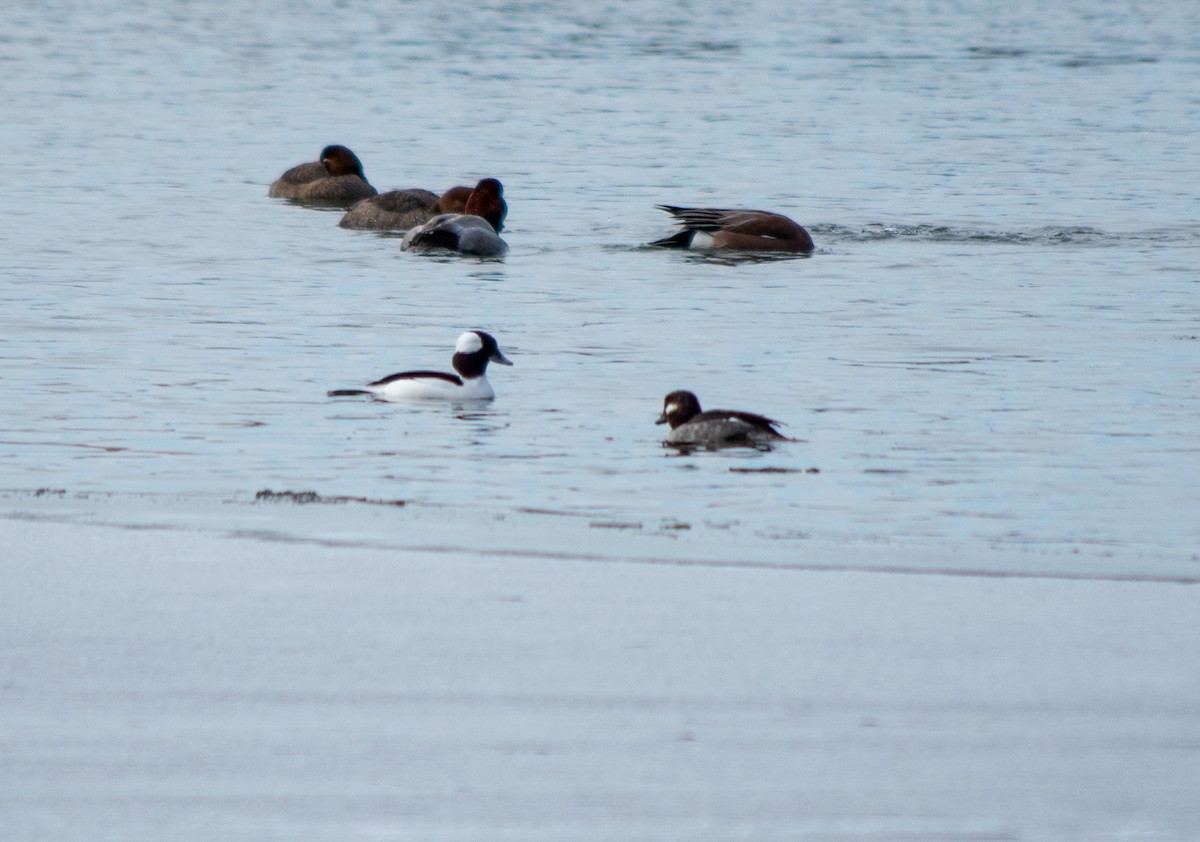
[656,390,789,448]
[649,205,814,253]
[328,331,512,401]
[339,184,473,230]
[269,145,378,207]
[401,178,508,256]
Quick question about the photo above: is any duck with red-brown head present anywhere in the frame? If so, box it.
[269,144,378,208]
[339,183,475,230]
[462,178,507,232]
[401,178,509,257]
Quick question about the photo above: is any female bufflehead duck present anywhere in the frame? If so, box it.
[328,331,512,402]
[338,184,473,230]
[656,390,789,448]
[401,178,508,256]
[269,145,378,207]
[649,205,814,253]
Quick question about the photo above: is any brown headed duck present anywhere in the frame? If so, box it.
[268,145,378,208]
[401,178,508,257]
[339,185,474,230]
[650,205,814,253]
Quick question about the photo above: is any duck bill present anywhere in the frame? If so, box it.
[655,414,669,425]
[491,351,513,366]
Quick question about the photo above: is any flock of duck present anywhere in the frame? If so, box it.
[270,144,812,449]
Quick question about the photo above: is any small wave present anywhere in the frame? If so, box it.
[632,243,813,265]
[1060,54,1158,69]
[635,38,741,59]
[962,46,1159,68]
[809,223,1200,248]
[965,46,1030,60]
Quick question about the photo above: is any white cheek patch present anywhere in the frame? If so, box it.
[456,332,484,354]
[665,402,679,415]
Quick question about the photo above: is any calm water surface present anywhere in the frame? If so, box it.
[2,0,1199,575]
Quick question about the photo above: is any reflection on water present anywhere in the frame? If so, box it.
[640,247,816,268]
[2,0,1199,573]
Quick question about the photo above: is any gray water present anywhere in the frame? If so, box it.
[3,0,1199,575]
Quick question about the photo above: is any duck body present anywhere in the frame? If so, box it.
[401,178,508,256]
[401,214,508,256]
[339,185,473,230]
[328,331,512,402]
[656,390,788,448]
[363,367,496,401]
[650,205,814,253]
[269,145,377,208]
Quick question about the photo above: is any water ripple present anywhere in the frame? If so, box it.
[812,223,1200,247]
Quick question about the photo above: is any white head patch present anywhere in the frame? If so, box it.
[456,331,484,354]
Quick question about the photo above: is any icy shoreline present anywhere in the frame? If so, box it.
[4,489,1197,583]
[3,516,1198,841]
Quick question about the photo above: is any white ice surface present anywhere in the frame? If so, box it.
[2,518,1198,841]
